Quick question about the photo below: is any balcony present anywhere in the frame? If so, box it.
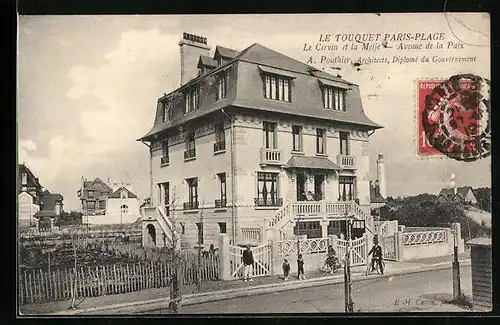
[254,197,283,207]
[337,154,356,169]
[260,148,283,166]
[160,156,169,166]
[214,141,226,153]
[215,199,227,208]
[184,148,196,160]
[183,201,199,210]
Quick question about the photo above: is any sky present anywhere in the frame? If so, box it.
[18,13,491,211]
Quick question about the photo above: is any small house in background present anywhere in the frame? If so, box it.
[18,163,43,227]
[467,237,492,311]
[33,190,64,231]
[435,186,477,205]
[78,177,141,225]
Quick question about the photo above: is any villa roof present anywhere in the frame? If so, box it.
[108,186,138,199]
[214,45,240,59]
[139,43,382,142]
[198,55,217,68]
[438,186,474,199]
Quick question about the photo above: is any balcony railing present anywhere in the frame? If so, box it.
[214,141,226,152]
[215,199,227,208]
[254,197,283,207]
[290,200,370,220]
[183,201,199,210]
[184,148,196,160]
[337,154,356,169]
[160,156,169,165]
[260,148,283,166]
[241,228,261,245]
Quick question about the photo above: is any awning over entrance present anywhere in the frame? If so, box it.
[284,155,342,170]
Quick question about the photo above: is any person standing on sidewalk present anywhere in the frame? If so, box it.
[282,258,291,281]
[242,244,254,282]
[297,254,306,280]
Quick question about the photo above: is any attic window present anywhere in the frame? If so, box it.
[121,191,128,199]
[323,86,346,111]
[21,172,27,186]
[217,57,223,67]
[264,74,291,102]
[184,87,200,113]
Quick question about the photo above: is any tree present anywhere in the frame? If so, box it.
[168,186,183,314]
[55,211,83,227]
[472,187,491,212]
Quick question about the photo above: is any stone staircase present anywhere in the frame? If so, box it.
[141,206,179,248]
[265,200,375,240]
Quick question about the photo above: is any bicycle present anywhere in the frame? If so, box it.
[320,256,342,274]
[365,256,385,276]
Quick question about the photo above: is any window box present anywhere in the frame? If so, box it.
[254,197,283,207]
[184,148,196,160]
[214,141,226,153]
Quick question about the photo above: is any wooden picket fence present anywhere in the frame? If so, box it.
[19,253,219,304]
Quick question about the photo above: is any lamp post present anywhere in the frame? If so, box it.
[452,222,462,300]
[344,217,354,313]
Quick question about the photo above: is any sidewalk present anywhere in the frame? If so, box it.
[19,252,471,315]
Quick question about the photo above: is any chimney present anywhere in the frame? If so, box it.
[451,173,457,195]
[376,153,387,199]
[179,32,210,85]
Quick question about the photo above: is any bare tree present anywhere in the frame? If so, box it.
[69,225,80,309]
[168,186,183,314]
[196,200,206,291]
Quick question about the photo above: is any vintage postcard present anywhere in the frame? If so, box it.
[17,13,491,315]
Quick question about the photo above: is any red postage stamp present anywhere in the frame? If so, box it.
[417,75,491,161]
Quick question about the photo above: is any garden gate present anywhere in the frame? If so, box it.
[336,235,367,266]
[228,242,272,279]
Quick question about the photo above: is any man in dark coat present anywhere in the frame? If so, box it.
[242,244,254,282]
[368,241,384,274]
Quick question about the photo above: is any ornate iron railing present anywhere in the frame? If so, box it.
[215,199,227,208]
[213,141,226,152]
[184,149,196,160]
[402,230,447,246]
[254,197,283,207]
[183,201,199,210]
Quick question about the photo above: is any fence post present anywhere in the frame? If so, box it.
[395,232,404,261]
[218,234,231,281]
[329,235,338,252]
[270,238,281,276]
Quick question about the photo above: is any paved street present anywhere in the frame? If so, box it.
[142,265,472,313]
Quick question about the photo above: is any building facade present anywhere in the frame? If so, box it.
[18,163,43,227]
[77,177,141,225]
[138,33,383,249]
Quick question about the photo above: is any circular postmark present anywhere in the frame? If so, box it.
[421,74,491,161]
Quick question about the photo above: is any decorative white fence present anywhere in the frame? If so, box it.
[402,230,447,246]
[278,238,329,256]
[382,233,397,261]
[228,242,272,279]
